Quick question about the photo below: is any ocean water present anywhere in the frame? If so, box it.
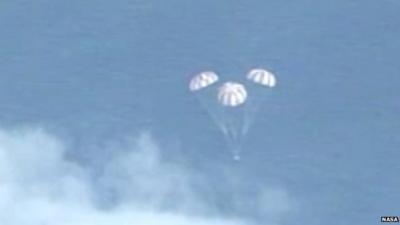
[0,0,399,224]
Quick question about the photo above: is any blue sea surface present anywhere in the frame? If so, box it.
[0,0,399,224]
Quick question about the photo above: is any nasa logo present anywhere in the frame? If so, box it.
[381,216,399,223]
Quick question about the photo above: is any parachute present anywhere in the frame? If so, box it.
[218,82,247,107]
[189,71,219,92]
[189,68,276,161]
[246,68,276,87]
[241,68,277,135]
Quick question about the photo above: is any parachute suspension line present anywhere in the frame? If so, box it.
[243,68,277,135]
[242,79,275,137]
[189,68,277,161]
[195,94,228,136]
[242,98,261,136]
[215,106,241,160]
[225,106,246,160]
[216,82,248,160]
[195,89,243,161]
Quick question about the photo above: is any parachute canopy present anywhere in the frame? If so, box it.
[218,82,247,107]
[189,67,277,160]
[246,68,276,87]
[189,71,219,92]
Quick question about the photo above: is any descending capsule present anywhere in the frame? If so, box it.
[218,82,247,107]
[246,68,276,87]
[189,71,219,92]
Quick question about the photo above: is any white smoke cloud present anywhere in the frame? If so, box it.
[0,126,293,225]
[97,132,197,210]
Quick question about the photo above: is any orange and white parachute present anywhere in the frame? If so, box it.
[189,68,277,161]
[189,71,219,92]
[218,82,247,107]
[246,68,276,87]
